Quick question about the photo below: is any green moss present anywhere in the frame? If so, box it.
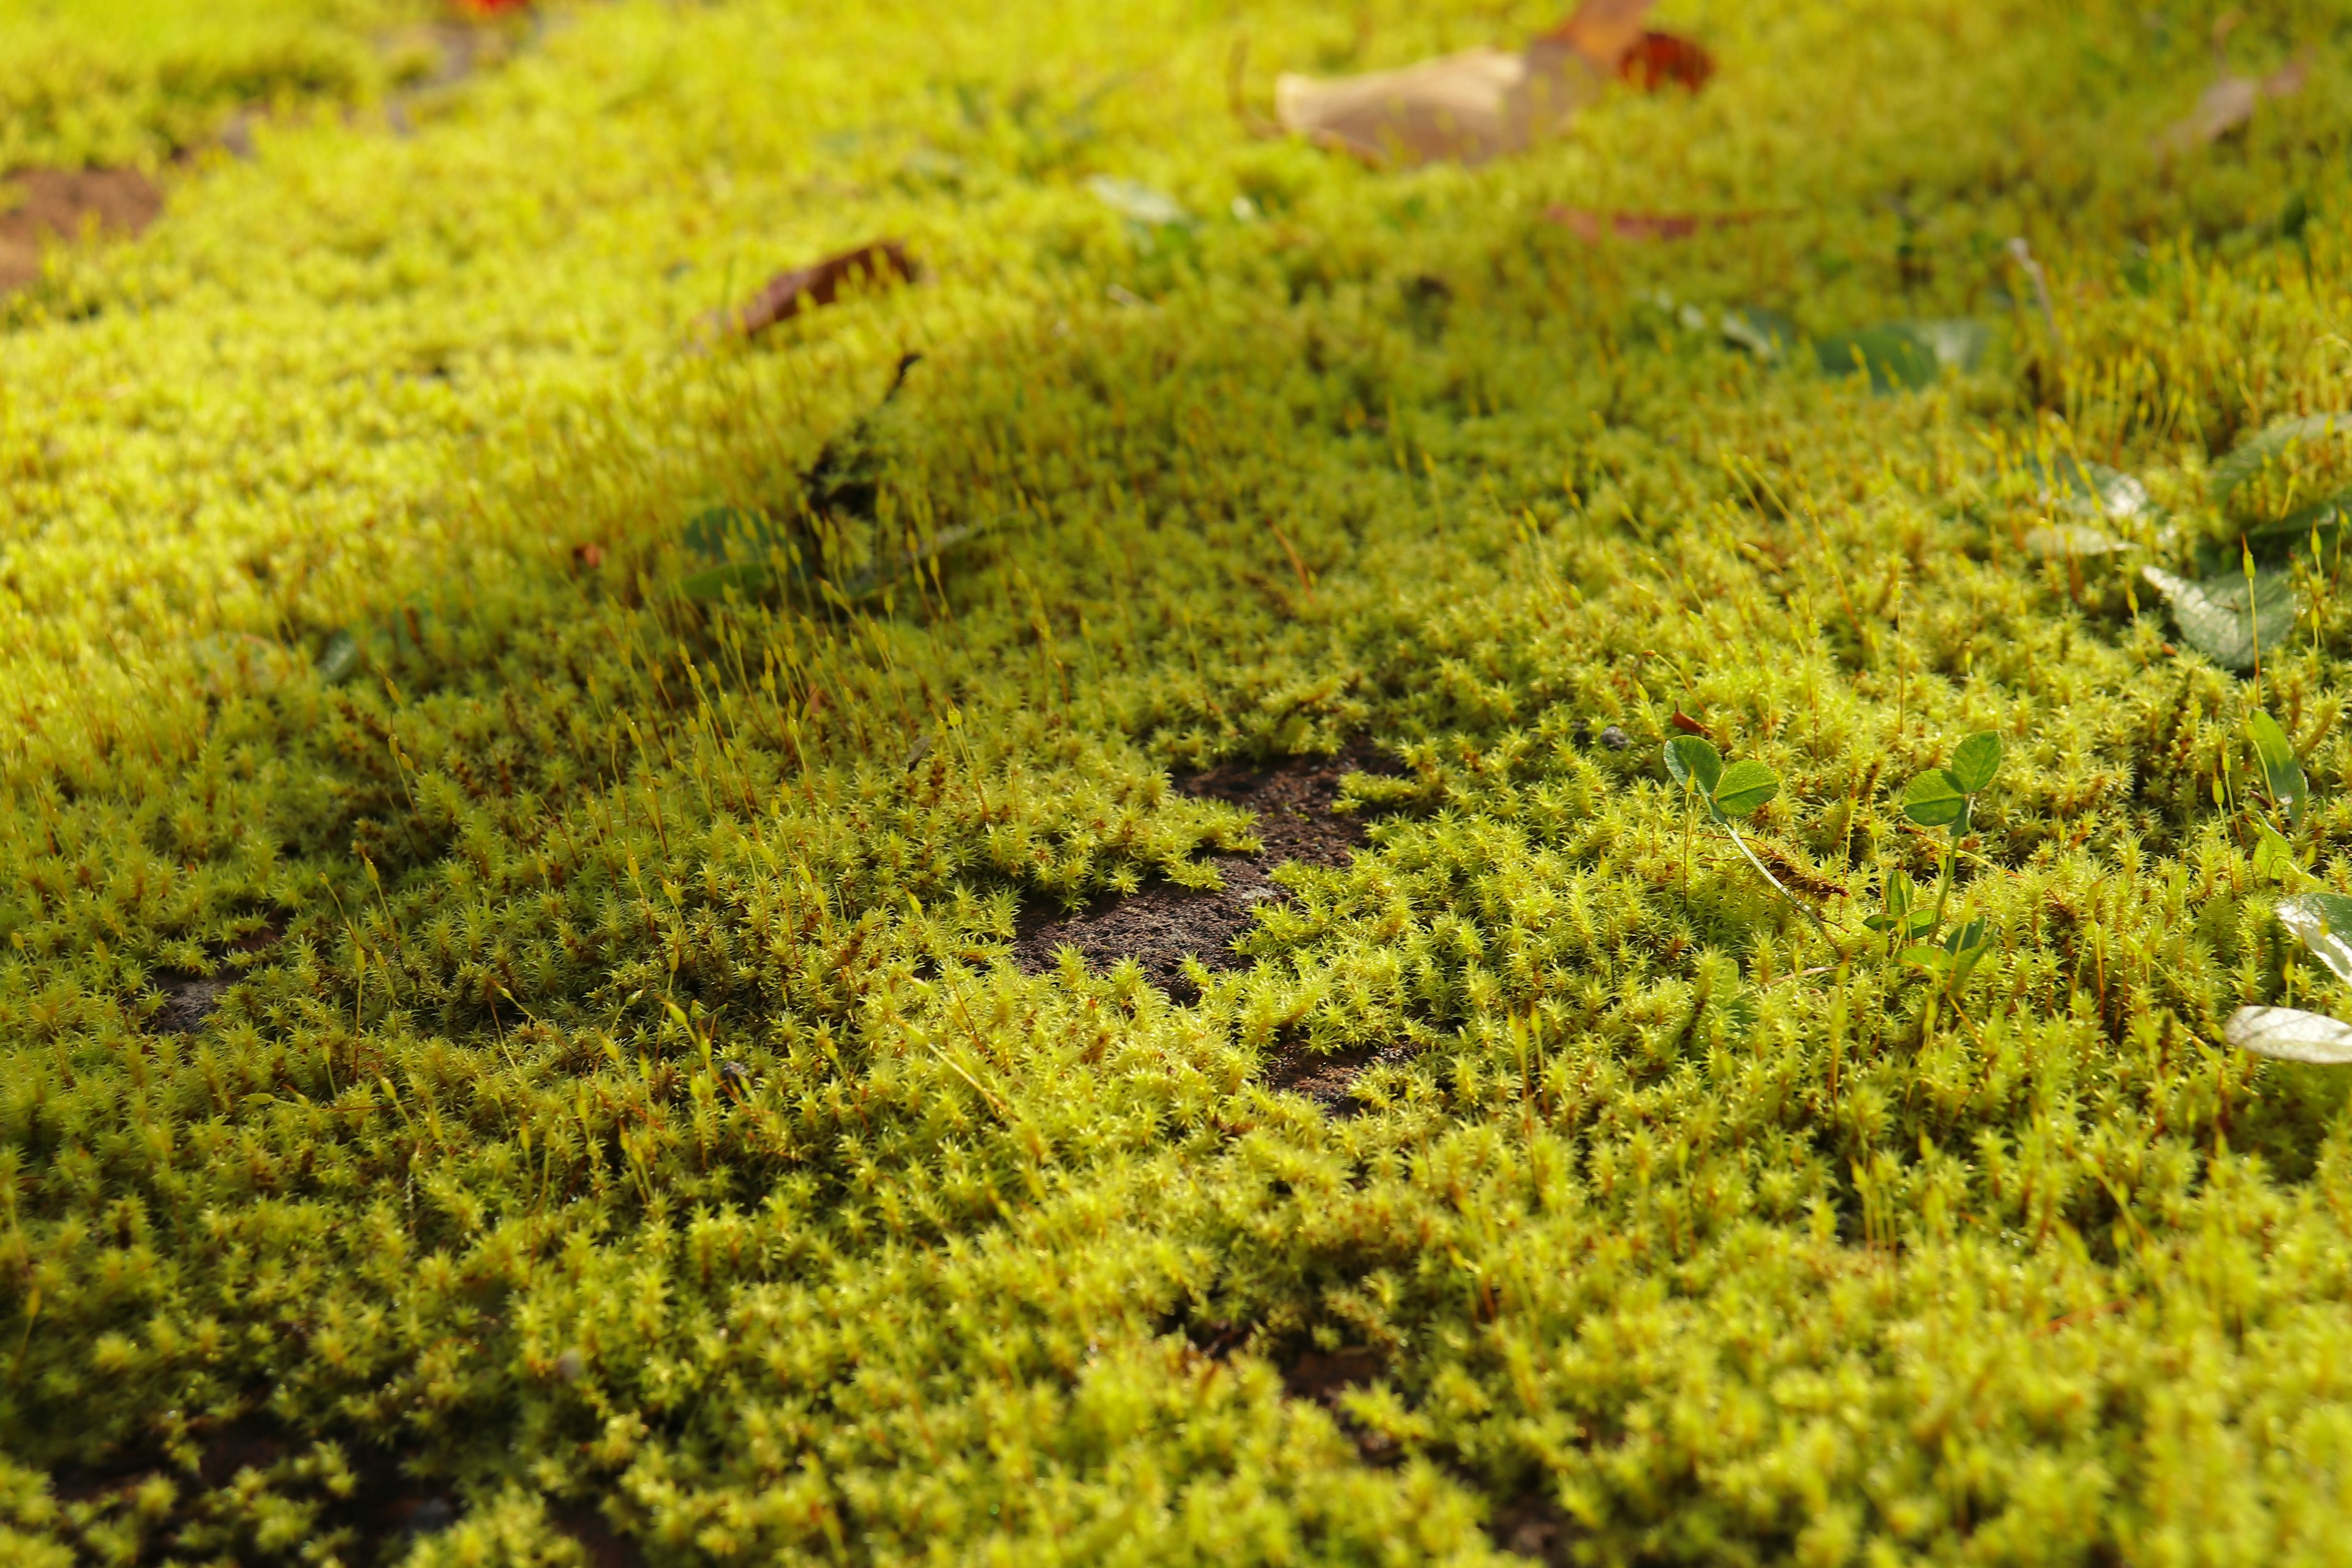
[7,0,2352,1561]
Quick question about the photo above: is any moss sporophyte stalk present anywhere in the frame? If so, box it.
[9,0,2352,1562]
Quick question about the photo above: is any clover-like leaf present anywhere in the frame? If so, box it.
[1711,759,1779,820]
[2246,710,2307,829]
[1901,768,1969,828]
[1664,735,1722,797]
[1948,732,2003,795]
[2225,1005,2352,1065]
[2277,892,2352,987]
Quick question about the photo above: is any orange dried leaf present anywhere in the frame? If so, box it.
[1617,31,1713,92]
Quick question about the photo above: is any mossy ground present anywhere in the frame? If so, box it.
[8,0,2352,1562]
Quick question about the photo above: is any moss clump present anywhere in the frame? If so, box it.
[7,0,2352,1561]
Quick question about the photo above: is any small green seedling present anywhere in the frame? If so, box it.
[1665,735,1831,942]
[1885,731,2003,990]
[2245,709,2310,884]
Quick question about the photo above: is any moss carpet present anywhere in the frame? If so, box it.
[8,0,2352,1562]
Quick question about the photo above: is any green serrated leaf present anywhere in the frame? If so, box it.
[2139,566,2297,673]
[1664,736,1722,797]
[2246,710,2308,829]
[1948,732,2003,794]
[1902,768,1969,828]
[2277,893,2352,986]
[2211,412,2352,502]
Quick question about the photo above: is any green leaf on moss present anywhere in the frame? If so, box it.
[1711,759,1779,819]
[1664,735,1722,796]
[2277,893,2352,986]
[317,629,360,685]
[1948,732,2003,794]
[2139,566,2296,671]
[2211,412,2352,502]
[1902,769,1969,828]
[2225,1005,2352,1065]
[2247,710,2308,828]
[1721,307,1800,363]
[1816,320,1986,393]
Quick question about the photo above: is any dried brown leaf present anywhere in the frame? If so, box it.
[1534,0,1660,71]
[1616,31,1714,92]
[2155,52,2309,152]
[1273,0,1660,168]
[727,239,914,336]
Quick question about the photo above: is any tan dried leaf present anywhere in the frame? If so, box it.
[1273,0,1657,168]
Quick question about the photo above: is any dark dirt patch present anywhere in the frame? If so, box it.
[1011,742,1389,998]
[1259,1039,1416,1115]
[551,1502,652,1568]
[1,168,165,292]
[1488,1493,1580,1563]
[1283,1345,1399,1462]
[50,1417,484,1568]
[153,976,227,1035]
[148,924,283,1035]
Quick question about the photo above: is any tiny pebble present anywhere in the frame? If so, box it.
[554,1348,586,1382]
[718,1060,752,1087]
[1600,725,1630,751]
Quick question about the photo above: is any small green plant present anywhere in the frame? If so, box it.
[1876,731,2003,992]
[2245,708,2310,882]
[1664,735,1831,941]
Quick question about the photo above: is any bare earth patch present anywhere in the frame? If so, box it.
[1012,744,1415,1110]
[1011,745,1384,995]
[1,167,164,292]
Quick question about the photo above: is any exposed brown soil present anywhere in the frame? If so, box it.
[1,168,164,292]
[1011,744,1384,996]
[1013,742,1417,1110]
[148,924,282,1035]
[153,976,227,1035]
[1488,1493,1580,1563]
[53,1414,646,1568]
[1261,1038,1417,1112]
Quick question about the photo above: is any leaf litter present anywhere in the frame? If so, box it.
[1271,0,1701,168]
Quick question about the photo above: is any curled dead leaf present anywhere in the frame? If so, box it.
[724,239,914,337]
